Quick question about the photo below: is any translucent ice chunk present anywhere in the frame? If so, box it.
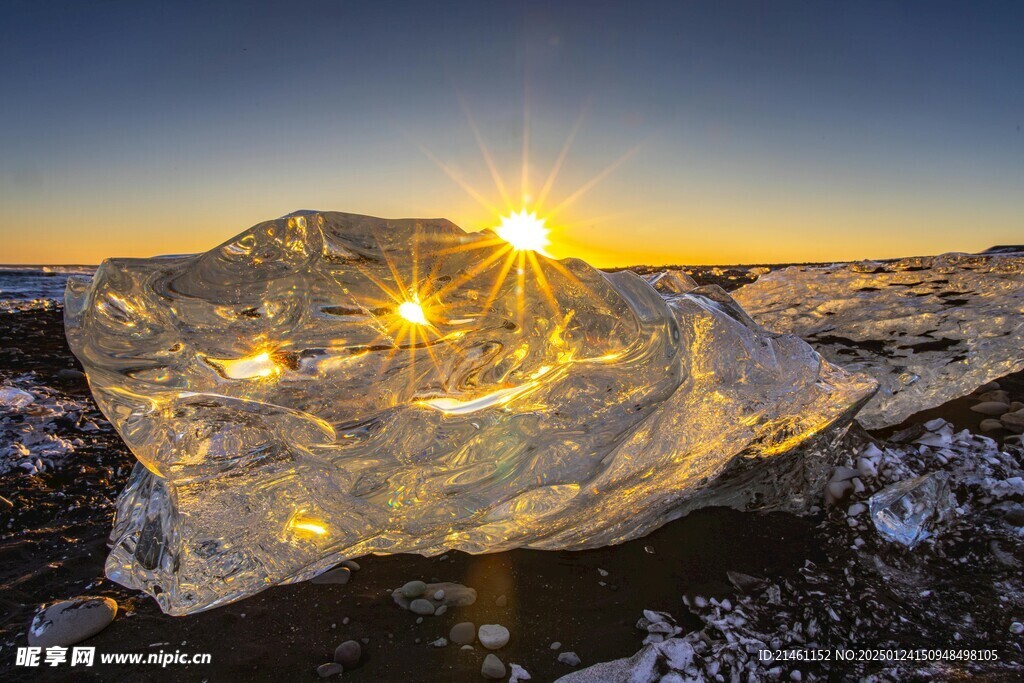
[735,253,1024,428]
[869,472,954,547]
[64,211,876,614]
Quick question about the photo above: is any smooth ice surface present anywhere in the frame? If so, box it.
[869,471,954,547]
[65,211,875,614]
[735,253,1024,429]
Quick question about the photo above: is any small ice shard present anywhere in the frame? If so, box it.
[64,211,876,615]
[869,472,954,548]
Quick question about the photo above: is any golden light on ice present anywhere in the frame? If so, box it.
[288,515,327,537]
[495,209,550,254]
[397,300,429,325]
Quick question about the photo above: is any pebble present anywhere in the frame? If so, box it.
[433,589,445,601]
[410,599,435,615]
[975,381,1000,393]
[509,663,532,682]
[341,560,361,571]
[29,597,118,647]
[451,622,476,645]
[495,594,508,607]
[847,503,867,517]
[478,624,510,650]
[1000,410,1024,432]
[970,401,1010,416]
[400,580,427,598]
[481,653,506,679]
[550,641,561,650]
[979,418,1005,432]
[598,568,609,577]
[333,640,362,668]
[1010,622,1023,635]
[977,390,1011,403]
[317,662,343,678]
[558,651,581,666]
[435,605,448,616]
[311,566,351,585]
[431,637,448,647]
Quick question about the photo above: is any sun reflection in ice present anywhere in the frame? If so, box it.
[397,300,428,325]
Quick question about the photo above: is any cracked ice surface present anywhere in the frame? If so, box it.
[64,211,875,614]
[735,253,1024,429]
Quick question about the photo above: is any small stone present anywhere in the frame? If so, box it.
[435,605,448,616]
[433,589,445,601]
[509,663,532,682]
[971,401,1010,416]
[847,503,867,517]
[977,390,1010,403]
[478,624,510,650]
[790,670,803,682]
[333,639,362,668]
[557,651,581,667]
[28,597,118,647]
[450,622,476,645]
[550,641,561,650]
[400,580,427,598]
[979,418,1005,432]
[1000,409,1024,432]
[317,663,343,678]
[341,560,361,571]
[311,566,351,584]
[55,368,86,382]
[495,594,507,607]
[461,645,474,650]
[416,617,423,624]
[597,568,609,577]
[410,599,435,615]
[1010,621,1023,635]
[431,637,448,647]
[481,654,506,679]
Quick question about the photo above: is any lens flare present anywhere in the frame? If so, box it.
[398,300,428,325]
[495,209,550,254]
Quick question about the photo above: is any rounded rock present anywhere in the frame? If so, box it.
[971,401,1010,416]
[481,654,506,679]
[558,651,581,666]
[333,639,362,668]
[450,622,476,645]
[979,418,1005,432]
[400,580,427,598]
[1005,508,1024,527]
[1010,621,1023,635]
[317,662,343,678]
[28,597,117,648]
[478,624,510,650]
[410,598,436,615]
[977,390,1011,404]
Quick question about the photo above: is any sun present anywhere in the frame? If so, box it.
[495,209,550,255]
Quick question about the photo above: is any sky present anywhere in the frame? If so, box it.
[1,1,1022,267]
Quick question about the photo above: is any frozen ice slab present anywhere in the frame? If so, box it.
[869,472,954,548]
[65,211,875,614]
[735,253,1024,429]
